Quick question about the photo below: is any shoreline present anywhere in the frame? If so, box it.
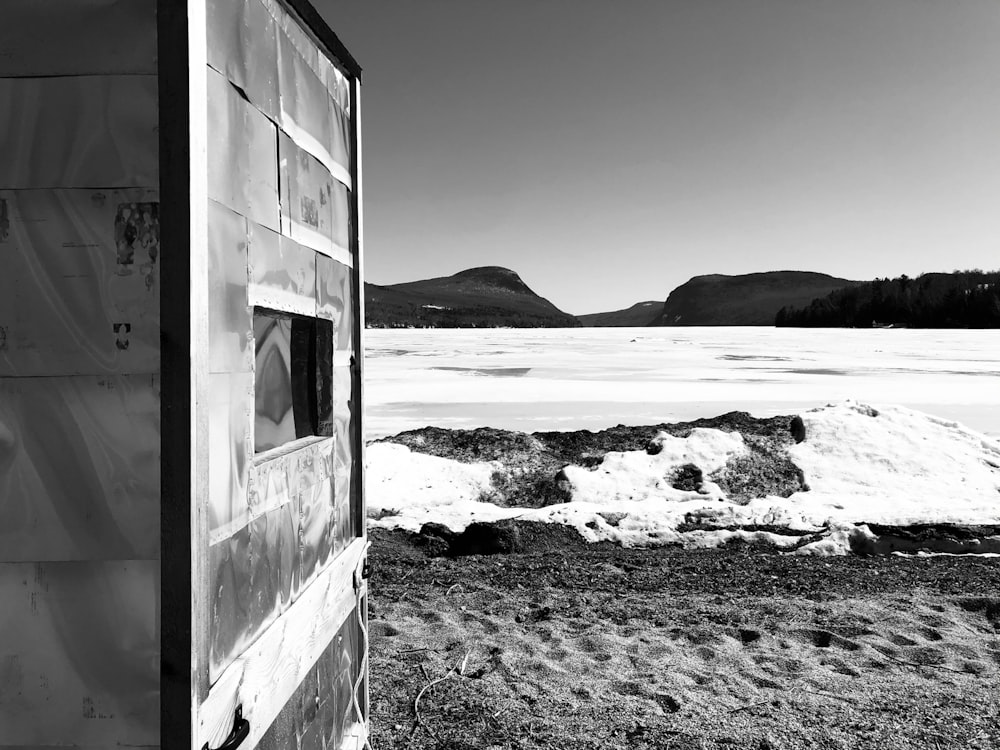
[366,403,1000,557]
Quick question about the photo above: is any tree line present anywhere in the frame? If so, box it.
[775,270,1000,328]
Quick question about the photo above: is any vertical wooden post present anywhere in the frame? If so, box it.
[351,77,365,541]
[160,0,210,746]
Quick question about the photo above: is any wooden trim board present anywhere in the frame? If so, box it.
[197,537,368,749]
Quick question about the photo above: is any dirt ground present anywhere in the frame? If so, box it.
[367,525,1000,750]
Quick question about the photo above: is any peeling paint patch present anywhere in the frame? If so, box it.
[114,202,159,290]
[113,323,131,351]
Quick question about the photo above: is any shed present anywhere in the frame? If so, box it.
[0,1,368,747]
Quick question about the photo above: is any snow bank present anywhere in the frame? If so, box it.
[366,401,1000,555]
[561,428,746,504]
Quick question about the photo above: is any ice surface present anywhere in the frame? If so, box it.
[364,327,1000,439]
[366,400,1000,555]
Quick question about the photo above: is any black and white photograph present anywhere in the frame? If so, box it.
[0,1,998,749]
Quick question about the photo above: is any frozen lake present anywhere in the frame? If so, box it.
[363,327,1000,439]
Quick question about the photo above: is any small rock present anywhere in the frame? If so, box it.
[656,693,681,712]
[789,415,806,443]
[451,520,522,556]
[670,463,703,492]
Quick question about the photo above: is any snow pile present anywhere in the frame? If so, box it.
[561,428,746,504]
[786,401,1000,526]
[366,443,500,518]
[366,401,1000,555]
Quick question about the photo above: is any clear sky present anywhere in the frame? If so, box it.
[316,0,1000,315]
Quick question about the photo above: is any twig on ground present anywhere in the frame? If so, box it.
[458,647,473,676]
[410,648,476,741]
[879,652,967,675]
[801,689,857,704]
[411,666,457,741]
[492,701,513,720]
[729,700,771,714]
[446,582,463,596]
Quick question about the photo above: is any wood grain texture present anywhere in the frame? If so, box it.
[198,537,368,749]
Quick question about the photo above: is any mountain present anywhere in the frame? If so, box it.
[650,271,858,326]
[776,270,1000,328]
[577,301,662,327]
[365,266,580,328]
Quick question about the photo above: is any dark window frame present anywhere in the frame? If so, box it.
[252,306,333,454]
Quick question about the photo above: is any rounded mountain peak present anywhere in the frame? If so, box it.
[451,266,532,294]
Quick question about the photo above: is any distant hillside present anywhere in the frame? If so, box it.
[776,270,1000,328]
[365,266,580,328]
[651,271,858,326]
[577,301,662,327]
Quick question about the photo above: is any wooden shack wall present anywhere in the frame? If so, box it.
[0,2,364,746]
[194,0,368,747]
[0,1,161,746]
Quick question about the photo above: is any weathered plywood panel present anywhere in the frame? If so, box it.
[255,609,366,750]
[0,0,157,77]
[199,539,367,750]
[0,376,160,562]
[0,189,160,377]
[0,561,158,746]
[0,76,158,190]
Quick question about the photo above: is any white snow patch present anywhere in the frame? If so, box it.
[366,401,1000,555]
[562,428,746,505]
[787,400,1000,526]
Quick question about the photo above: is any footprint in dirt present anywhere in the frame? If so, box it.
[369,621,400,637]
[793,629,861,651]
[696,645,718,661]
[738,628,762,645]
[919,627,944,642]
